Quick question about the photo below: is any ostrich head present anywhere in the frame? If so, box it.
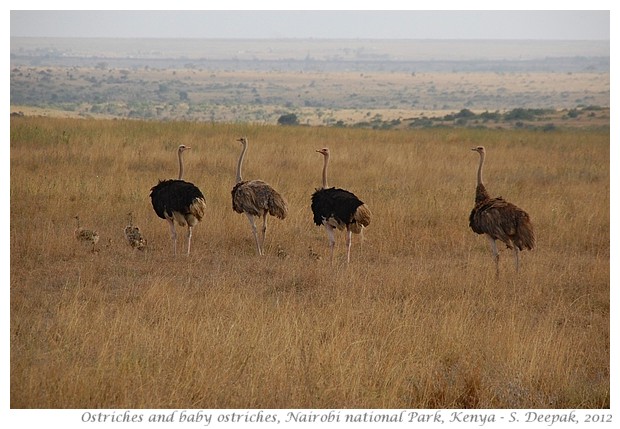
[178,144,191,153]
[316,148,331,189]
[471,146,485,155]
[236,137,248,146]
[316,147,330,158]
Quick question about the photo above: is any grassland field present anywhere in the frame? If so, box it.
[9,116,609,409]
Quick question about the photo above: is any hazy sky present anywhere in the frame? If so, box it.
[10,10,610,40]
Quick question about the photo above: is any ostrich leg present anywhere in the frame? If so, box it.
[260,213,268,254]
[487,235,499,277]
[186,226,193,256]
[246,213,263,256]
[324,223,336,263]
[345,228,353,264]
[167,218,178,256]
[514,247,521,273]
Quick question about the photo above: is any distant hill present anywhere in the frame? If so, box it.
[10,37,610,73]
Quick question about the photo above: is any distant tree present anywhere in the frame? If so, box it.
[277,113,299,126]
[505,108,550,121]
[480,111,501,122]
[455,108,475,118]
[505,108,534,121]
[179,91,189,101]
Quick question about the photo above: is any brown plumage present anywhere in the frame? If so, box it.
[74,216,99,252]
[231,137,288,255]
[124,212,147,251]
[311,147,371,263]
[469,146,534,275]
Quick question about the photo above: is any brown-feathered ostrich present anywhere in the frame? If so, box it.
[469,146,535,275]
[74,215,99,252]
[231,137,288,256]
[150,144,206,256]
[124,212,147,251]
[311,148,371,263]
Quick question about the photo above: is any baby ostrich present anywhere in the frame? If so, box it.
[124,212,147,251]
[74,215,99,252]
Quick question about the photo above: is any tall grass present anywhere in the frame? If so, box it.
[10,117,609,408]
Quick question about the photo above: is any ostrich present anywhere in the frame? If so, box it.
[231,137,288,256]
[308,246,322,261]
[311,147,371,263]
[74,216,99,252]
[150,144,206,256]
[469,146,535,275]
[124,212,147,251]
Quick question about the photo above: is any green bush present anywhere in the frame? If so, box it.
[277,113,299,126]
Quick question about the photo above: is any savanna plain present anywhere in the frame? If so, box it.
[10,117,609,409]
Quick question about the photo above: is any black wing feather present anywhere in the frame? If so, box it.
[150,179,205,219]
[311,187,364,226]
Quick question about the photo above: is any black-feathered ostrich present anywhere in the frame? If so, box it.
[150,144,206,256]
[311,147,371,263]
[469,146,535,275]
[231,137,288,255]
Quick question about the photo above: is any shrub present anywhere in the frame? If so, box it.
[277,113,299,126]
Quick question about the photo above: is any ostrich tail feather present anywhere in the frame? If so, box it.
[351,203,371,233]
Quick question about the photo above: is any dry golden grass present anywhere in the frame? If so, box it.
[10,117,609,408]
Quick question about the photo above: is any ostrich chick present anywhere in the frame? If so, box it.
[74,216,99,252]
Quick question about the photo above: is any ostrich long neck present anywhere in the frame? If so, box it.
[321,154,329,189]
[178,149,185,180]
[236,141,248,183]
[476,151,485,187]
[475,151,490,203]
